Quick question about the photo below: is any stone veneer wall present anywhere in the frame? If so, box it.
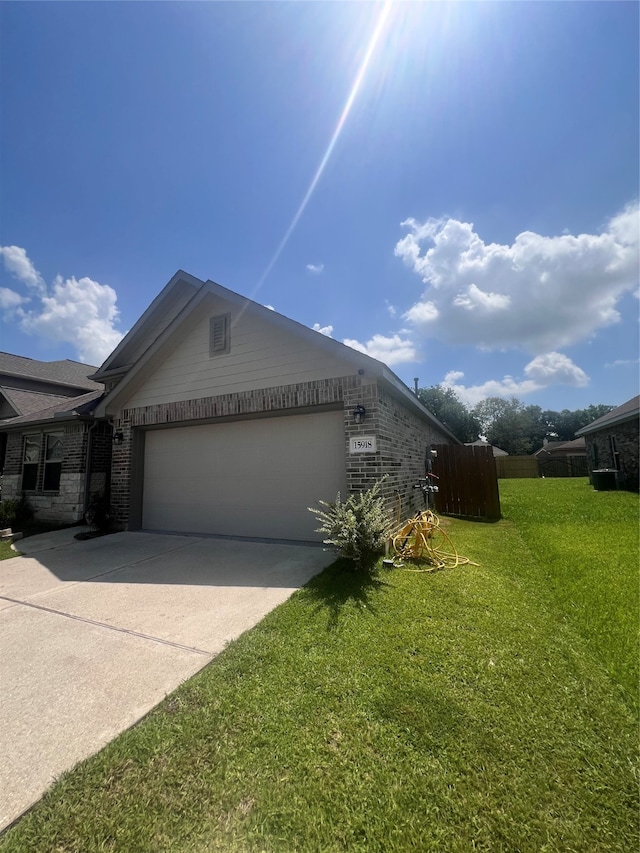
[1,423,90,523]
[584,419,639,492]
[110,375,454,530]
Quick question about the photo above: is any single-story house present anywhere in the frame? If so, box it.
[534,437,587,477]
[0,273,458,538]
[88,271,459,542]
[464,439,508,457]
[0,354,111,523]
[576,395,639,492]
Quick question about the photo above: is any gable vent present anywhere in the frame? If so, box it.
[209,313,230,356]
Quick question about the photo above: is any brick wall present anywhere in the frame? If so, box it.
[584,419,639,491]
[355,385,451,522]
[109,375,454,529]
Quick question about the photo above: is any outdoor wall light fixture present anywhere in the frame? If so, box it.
[112,430,124,446]
[353,405,366,425]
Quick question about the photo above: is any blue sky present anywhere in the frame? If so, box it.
[1,0,638,412]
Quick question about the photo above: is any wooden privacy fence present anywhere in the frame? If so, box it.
[495,456,539,479]
[432,444,501,521]
[495,455,589,479]
[538,456,588,478]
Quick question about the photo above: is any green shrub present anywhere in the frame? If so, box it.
[0,494,34,528]
[0,499,19,528]
[85,492,113,533]
[14,493,35,525]
[309,479,392,571]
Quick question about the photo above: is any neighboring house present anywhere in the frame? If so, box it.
[576,395,640,492]
[90,271,459,542]
[534,437,587,477]
[0,353,110,523]
[464,439,508,457]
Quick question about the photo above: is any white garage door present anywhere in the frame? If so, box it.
[142,410,346,541]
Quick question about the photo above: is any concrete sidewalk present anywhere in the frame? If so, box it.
[0,530,331,832]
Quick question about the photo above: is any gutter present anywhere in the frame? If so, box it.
[576,409,640,436]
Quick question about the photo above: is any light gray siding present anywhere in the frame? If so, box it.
[122,298,357,410]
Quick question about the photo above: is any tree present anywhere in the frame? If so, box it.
[473,398,616,454]
[541,405,614,442]
[418,385,481,443]
[472,397,544,455]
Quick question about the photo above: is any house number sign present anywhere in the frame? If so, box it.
[349,436,377,454]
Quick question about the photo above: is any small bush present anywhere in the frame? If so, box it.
[0,499,19,528]
[309,479,392,571]
[0,493,34,528]
[14,493,35,525]
[85,492,113,533]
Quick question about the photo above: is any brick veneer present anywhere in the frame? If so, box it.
[584,419,639,491]
[110,375,454,530]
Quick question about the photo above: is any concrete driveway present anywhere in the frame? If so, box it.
[0,528,331,832]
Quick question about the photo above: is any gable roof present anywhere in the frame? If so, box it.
[0,352,101,391]
[534,437,587,455]
[0,388,80,420]
[0,389,104,430]
[576,395,640,436]
[464,439,508,456]
[93,270,461,444]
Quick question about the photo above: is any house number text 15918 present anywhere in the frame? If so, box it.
[349,436,377,453]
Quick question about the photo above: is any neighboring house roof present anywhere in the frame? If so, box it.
[465,439,508,456]
[93,270,462,444]
[0,390,104,430]
[575,395,640,436]
[534,441,564,456]
[535,437,586,455]
[0,352,101,391]
[0,387,79,420]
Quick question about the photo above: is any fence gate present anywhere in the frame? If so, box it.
[432,444,501,521]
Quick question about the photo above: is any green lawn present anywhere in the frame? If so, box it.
[1,479,637,852]
[498,478,639,709]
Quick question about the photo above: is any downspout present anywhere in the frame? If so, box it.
[82,420,98,519]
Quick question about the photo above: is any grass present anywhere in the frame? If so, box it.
[0,479,637,852]
[0,519,80,560]
[499,477,639,708]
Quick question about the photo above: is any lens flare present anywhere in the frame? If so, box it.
[249,0,395,301]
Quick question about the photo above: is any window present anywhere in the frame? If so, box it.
[21,432,64,492]
[609,435,620,471]
[209,313,230,356]
[43,432,63,491]
[22,435,40,490]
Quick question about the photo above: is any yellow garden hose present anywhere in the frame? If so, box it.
[388,502,476,572]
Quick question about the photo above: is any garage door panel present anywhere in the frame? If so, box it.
[142,411,346,541]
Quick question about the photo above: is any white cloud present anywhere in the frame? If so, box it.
[343,333,418,365]
[403,300,439,323]
[306,263,324,274]
[605,357,640,368]
[312,322,334,337]
[0,287,27,310]
[453,283,510,312]
[19,274,124,366]
[441,352,590,407]
[0,247,125,365]
[264,304,275,311]
[396,203,639,353]
[0,245,46,293]
[523,351,588,386]
[385,300,397,317]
